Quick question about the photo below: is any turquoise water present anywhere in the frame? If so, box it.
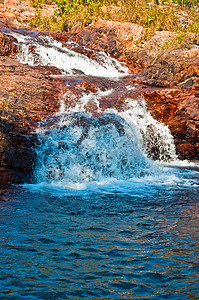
[0,164,199,299]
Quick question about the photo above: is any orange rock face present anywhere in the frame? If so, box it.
[143,89,199,160]
[69,20,144,74]
[4,0,19,5]
[0,44,62,184]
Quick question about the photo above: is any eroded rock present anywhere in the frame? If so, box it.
[0,55,61,183]
[70,20,143,56]
[137,33,199,87]
[143,88,199,160]
[0,32,17,55]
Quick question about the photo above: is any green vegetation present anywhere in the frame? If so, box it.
[30,0,199,35]
[53,0,101,31]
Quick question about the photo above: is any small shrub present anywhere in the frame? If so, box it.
[54,0,102,30]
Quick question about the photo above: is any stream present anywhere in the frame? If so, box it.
[0,31,199,299]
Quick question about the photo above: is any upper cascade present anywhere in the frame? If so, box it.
[10,32,128,78]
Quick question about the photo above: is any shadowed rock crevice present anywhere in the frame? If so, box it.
[0,123,38,184]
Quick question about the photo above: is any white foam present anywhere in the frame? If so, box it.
[117,98,178,162]
[11,33,128,78]
[24,165,198,196]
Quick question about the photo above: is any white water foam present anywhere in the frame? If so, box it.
[117,98,178,162]
[56,90,178,162]
[24,168,199,195]
[29,88,197,192]
[10,33,128,78]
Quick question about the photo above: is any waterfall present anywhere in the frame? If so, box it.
[10,32,128,78]
[33,91,178,185]
[10,31,182,188]
[34,112,152,183]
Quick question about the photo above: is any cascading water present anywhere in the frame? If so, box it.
[1,30,199,300]
[33,93,178,187]
[8,31,189,190]
[10,31,196,190]
[10,32,128,78]
[34,112,153,183]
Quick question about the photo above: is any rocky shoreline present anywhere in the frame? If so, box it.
[0,30,62,185]
[0,2,198,184]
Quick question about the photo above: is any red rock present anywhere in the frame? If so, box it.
[69,20,143,73]
[0,32,17,55]
[4,0,19,6]
[0,53,62,183]
[143,88,199,160]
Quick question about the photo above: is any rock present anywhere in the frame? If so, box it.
[4,0,19,6]
[137,34,199,87]
[0,17,198,186]
[0,54,61,183]
[70,19,143,72]
[0,32,17,56]
[68,20,146,74]
[52,74,199,160]
[178,78,194,88]
[134,31,178,67]
[0,0,36,28]
[0,128,37,174]
[143,88,199,160]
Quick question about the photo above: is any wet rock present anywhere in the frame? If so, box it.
[0,126,37,177]
[0,32,17,56]
[54,74,199,160]
[143,88,199,160]
[0,55,61,183]
[0,17,198,185]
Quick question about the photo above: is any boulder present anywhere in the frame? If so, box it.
[70,20,144,73]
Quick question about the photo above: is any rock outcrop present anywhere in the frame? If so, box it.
[0,15,198,184]
[0,42,61,184]
[69,20,144,74]
[139,34,199,87]
[0,0,35,28]
[143,88,199,160]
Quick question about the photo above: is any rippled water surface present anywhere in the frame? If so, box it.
[0,167,199,299]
